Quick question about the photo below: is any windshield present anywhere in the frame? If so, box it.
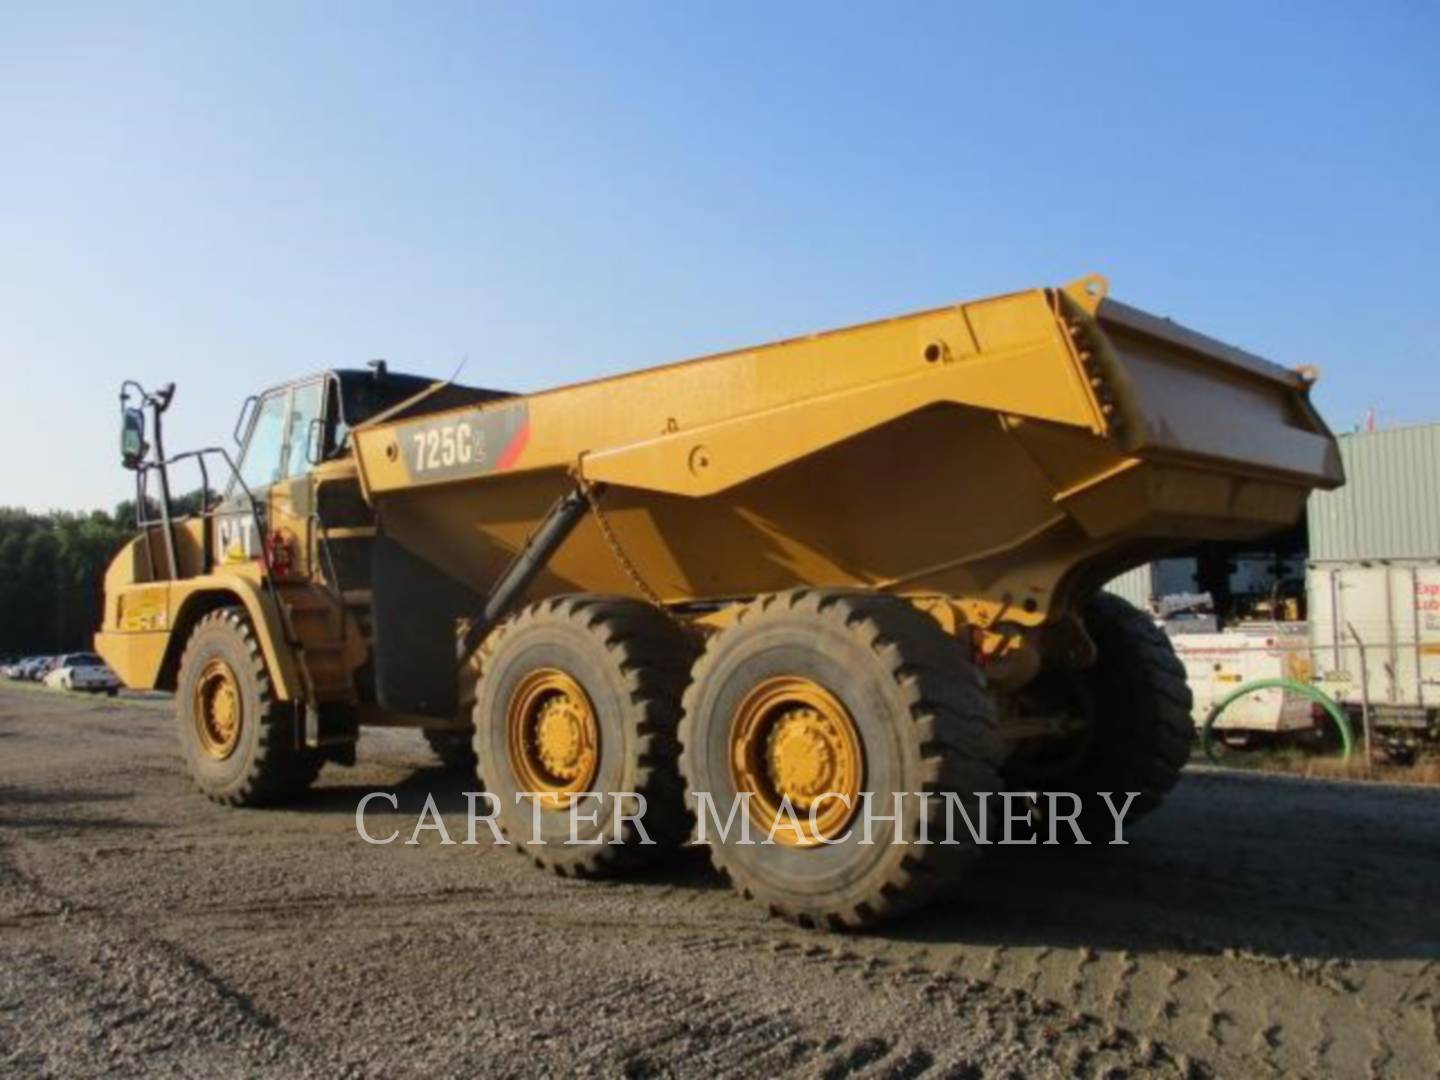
[237,392,288,492]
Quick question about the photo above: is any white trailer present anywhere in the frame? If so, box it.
[1307,560,1440,735]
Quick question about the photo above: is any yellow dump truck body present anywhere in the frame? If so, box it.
[351,275,1339,637]
[91,273,1346,927]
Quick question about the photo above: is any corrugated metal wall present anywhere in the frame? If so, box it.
[1104,564,1153,607]
[1307,423,1440,561]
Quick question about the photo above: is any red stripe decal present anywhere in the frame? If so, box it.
[494,419,531,471]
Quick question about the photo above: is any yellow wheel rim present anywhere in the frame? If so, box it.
[193,658,242,760]
[506,668,600,808]
[729,676,863,847]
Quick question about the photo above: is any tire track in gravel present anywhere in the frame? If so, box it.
[3,686,1438,1078]
[0,842,359,1078]
[929,917,1433,1077]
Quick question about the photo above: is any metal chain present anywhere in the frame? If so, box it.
[577,479,699,638]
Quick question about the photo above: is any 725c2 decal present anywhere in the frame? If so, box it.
[411,421,482,472]
[401,404,531,480]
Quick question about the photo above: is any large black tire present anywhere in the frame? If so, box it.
[472,595,696,876]
[679,589,1003,930]
[423,727,477,773]
[1020,594,1193,837]
[175,608,322,806]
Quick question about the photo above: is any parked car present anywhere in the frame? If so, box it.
[16,656,56,681]
[43,653,120,695]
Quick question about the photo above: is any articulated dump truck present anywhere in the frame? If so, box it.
[97,275,1342,928]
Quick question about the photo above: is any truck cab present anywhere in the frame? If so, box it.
[213,366,445,574]
[95,365,506,770]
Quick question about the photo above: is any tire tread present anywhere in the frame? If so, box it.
[177,607,321,807]
[679,588,1002,929]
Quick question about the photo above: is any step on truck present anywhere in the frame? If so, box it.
[95,274,1343,928]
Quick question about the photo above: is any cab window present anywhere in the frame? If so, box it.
[237,392,288,492]
[284,380,325,478]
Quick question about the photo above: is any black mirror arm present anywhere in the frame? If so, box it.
[117,379,179,580]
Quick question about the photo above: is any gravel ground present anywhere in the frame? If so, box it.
[1,683,1436,1078]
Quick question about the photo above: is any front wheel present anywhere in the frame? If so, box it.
[175,608,322,806]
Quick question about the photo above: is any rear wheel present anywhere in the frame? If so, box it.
[175,608,322,806]
[1011,594,1193,836]
[679,589,1003,930]
[472,596,696,876]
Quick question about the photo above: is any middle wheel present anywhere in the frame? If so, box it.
[472,595,696,876]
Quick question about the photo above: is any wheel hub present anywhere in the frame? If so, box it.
[534,695,588,780]
[193,658,242,760]
[506,669,599,806]
[730,676,863,847]
[765,708,842,805]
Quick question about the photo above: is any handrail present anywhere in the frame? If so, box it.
[133,445,298,650]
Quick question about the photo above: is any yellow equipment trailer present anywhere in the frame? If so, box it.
[96,274,1342,928]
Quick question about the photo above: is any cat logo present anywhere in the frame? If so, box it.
[216,516,256,564]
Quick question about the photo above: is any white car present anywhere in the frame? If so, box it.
[44,653,121,695]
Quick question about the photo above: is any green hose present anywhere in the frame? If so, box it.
[1200,677,1354,763]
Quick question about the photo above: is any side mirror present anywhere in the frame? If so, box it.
[120,407,147,470]
[305,417,326,466]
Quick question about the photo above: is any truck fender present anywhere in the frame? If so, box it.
[160,579,304,701]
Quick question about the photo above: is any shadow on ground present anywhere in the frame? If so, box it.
[241,761,1440,964]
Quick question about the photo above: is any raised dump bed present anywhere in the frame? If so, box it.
[352,273,1338,646]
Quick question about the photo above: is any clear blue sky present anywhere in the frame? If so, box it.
[2,2,1436,512]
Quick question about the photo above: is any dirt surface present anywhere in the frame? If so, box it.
[1,683,1436,1079]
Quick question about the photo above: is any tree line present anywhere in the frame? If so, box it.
[0,493,209,657]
